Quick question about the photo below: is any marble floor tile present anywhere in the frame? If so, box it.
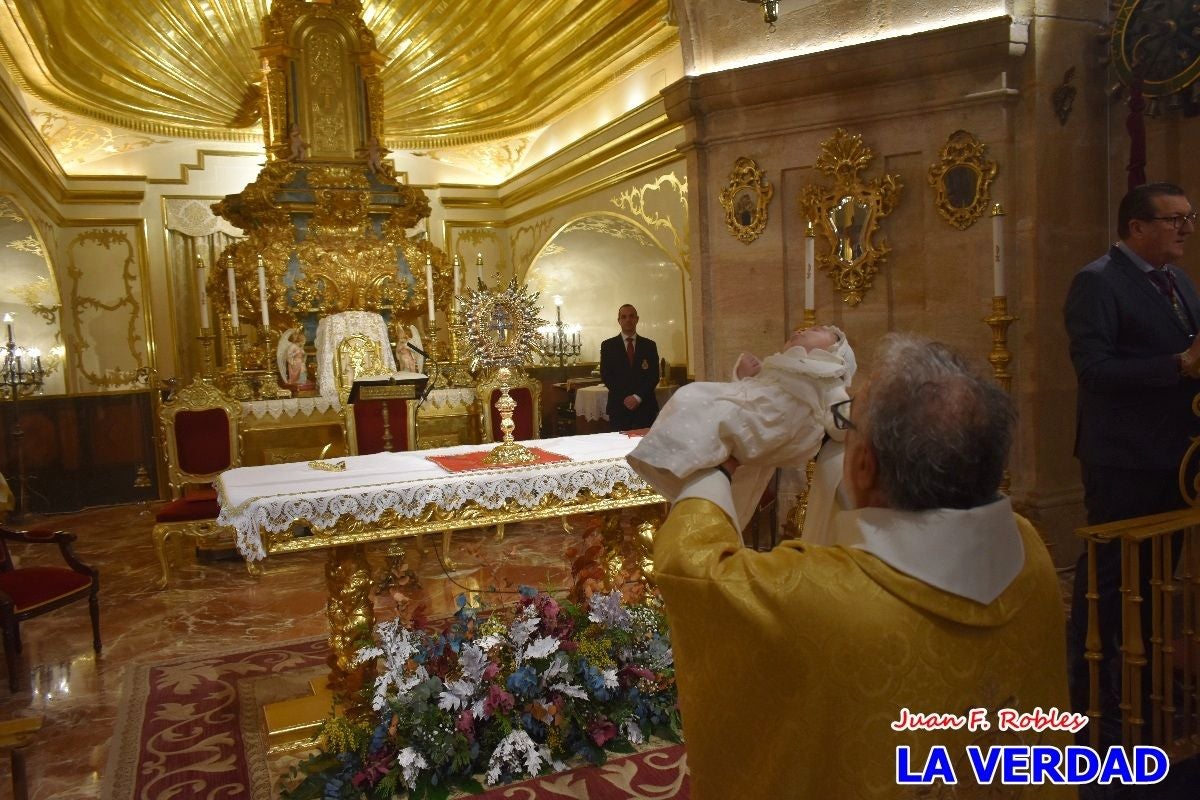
[0,501,589,799]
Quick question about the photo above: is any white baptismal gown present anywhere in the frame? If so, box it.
[627,339,853,531]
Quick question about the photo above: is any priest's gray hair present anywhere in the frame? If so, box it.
[859,334,1014,511]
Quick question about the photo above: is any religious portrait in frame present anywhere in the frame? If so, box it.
[719,157,774,244]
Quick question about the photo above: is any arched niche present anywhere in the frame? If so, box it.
[521,213,688,371]
[0,194,66,395]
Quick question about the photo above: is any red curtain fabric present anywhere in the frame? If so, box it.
[174,408,232,476]
[488,387,535,441]
[353,399,411,454]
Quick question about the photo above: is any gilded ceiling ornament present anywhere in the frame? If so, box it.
[30,110,168,168]
[926,130,998,231]
[428,137,534,181]
[6,236,43,258]
[799,129,902,307]
[719,157,774,245]
[562,217,656,248]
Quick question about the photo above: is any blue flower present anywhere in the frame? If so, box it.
[506,665,539,697]
[579,662,613,701]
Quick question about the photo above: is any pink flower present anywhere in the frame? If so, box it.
[482,661,500,681]
[456,708,475,741]
[588,718,617,747]
[482,684,515,716]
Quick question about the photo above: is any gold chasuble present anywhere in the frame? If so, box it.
[654,498,1074,799]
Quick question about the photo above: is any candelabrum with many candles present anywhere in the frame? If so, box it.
[3,314,45,520]
[538,296,583,367]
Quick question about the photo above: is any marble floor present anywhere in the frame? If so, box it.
[0,501,587,800]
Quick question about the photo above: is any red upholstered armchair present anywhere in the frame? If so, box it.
[477,369,542,444]
[345,398,417,455]
[0,526,100,692]
[152,379,247,588]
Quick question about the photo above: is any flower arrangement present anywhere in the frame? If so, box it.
[282,586,678,799]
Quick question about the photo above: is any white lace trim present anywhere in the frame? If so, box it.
[219,457,648,561]
[241,388,476,421]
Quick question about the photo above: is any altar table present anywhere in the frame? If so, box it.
[574,384,679,422]
[216,432,665,714]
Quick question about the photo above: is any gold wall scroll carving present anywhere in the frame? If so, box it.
[719,157,773,244]
[799,129,902,307]
[927,130,998,231]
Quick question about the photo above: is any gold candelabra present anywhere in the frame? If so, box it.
[481,366,539,466]
[985,296,1016,494]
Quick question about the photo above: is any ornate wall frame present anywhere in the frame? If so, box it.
[719,157,774,244]
[799,130,902,306]
[926,130,998,231]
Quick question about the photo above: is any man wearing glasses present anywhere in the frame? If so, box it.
[1064,181,1200,739]
[650,335,1070,799]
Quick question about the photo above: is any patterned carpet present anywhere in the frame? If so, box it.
[102,636,690,800]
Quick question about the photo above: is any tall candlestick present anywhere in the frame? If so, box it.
[991,203,1006,297]
[476,253,484,285]
[226,264,240,330]
[452,255,461,296]
[804,221,816,312]
[425,254,436,320]
[197,262,210,329]
[256,255,269,326]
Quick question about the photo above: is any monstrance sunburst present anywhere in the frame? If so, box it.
[459,277,547,465]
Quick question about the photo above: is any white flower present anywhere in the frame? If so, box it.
[396,746,429,790]
[484,730,545,785]
[601,668,619,690]
[550,682,588,699]
[459,643,490,682]
[438,677,476,712]
[520,635,560,664]
[623,718,645,745]
[587,590,631,630]
[543,652,569,681]
[508,614,540,650]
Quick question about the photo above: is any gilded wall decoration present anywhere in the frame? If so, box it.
[719,157,774,245]
[455,229,506,283]
[66,229,148,389]
[429,137,534,182]
[0,198,23,223]
[926,130,998,231]
[562,217,656,248]
[7,236,44,258]
[511,218,558,278]
[799,129,903,306]
[612,172,689,261]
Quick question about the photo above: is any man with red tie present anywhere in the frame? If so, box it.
[599,304,660,431]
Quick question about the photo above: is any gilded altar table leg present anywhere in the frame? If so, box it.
[326,544,374,715]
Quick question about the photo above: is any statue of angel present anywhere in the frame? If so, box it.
[276,327,308,385]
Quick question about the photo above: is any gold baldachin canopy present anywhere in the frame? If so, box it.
[0,0,676,149]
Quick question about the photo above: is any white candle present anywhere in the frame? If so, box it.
[256,256,269,326]
[197,265,210,329]
[476,253,484,285]
[991,204,1006,297]
[3,312,13,344]
[452,256,461,296]
[804,221,816,311]
[425,254,436,320]
[226,264,240,330]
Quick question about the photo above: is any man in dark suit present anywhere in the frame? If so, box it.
[1064,181,1200,736]
[600,304,660,431]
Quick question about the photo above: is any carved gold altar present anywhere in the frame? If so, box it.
[216,432,665,738]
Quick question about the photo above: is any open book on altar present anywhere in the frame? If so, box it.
[346,371,429,403]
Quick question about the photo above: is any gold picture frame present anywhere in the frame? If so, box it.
[927,130,998,231]
[719,157,774,244]
[799,129,902,306]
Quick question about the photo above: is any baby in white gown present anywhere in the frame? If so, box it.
[627,325,855,531]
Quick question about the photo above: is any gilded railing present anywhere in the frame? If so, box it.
[1075,508,1200,758]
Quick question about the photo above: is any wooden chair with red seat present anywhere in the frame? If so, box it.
[0,526,99,692]
[476,368,544,544]
[151,379,246,589]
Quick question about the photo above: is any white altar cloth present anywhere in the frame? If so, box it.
[217,432,652,561]
[574,384,679,422]
[241,387,475,421]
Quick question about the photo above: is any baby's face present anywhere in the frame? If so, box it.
[787,326,838,352]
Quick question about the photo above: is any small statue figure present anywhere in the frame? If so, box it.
[394,324,423,374]
[276,327,308,386]
[365,136,389,177]
[286,123,309,162]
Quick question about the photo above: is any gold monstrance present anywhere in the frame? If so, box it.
[460,278,547,465]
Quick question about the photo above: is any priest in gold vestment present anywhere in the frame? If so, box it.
[650,336,1073,799]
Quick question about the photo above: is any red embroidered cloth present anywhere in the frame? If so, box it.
[427,446,571,473]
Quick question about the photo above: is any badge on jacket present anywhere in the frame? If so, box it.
[640,359,650,370]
